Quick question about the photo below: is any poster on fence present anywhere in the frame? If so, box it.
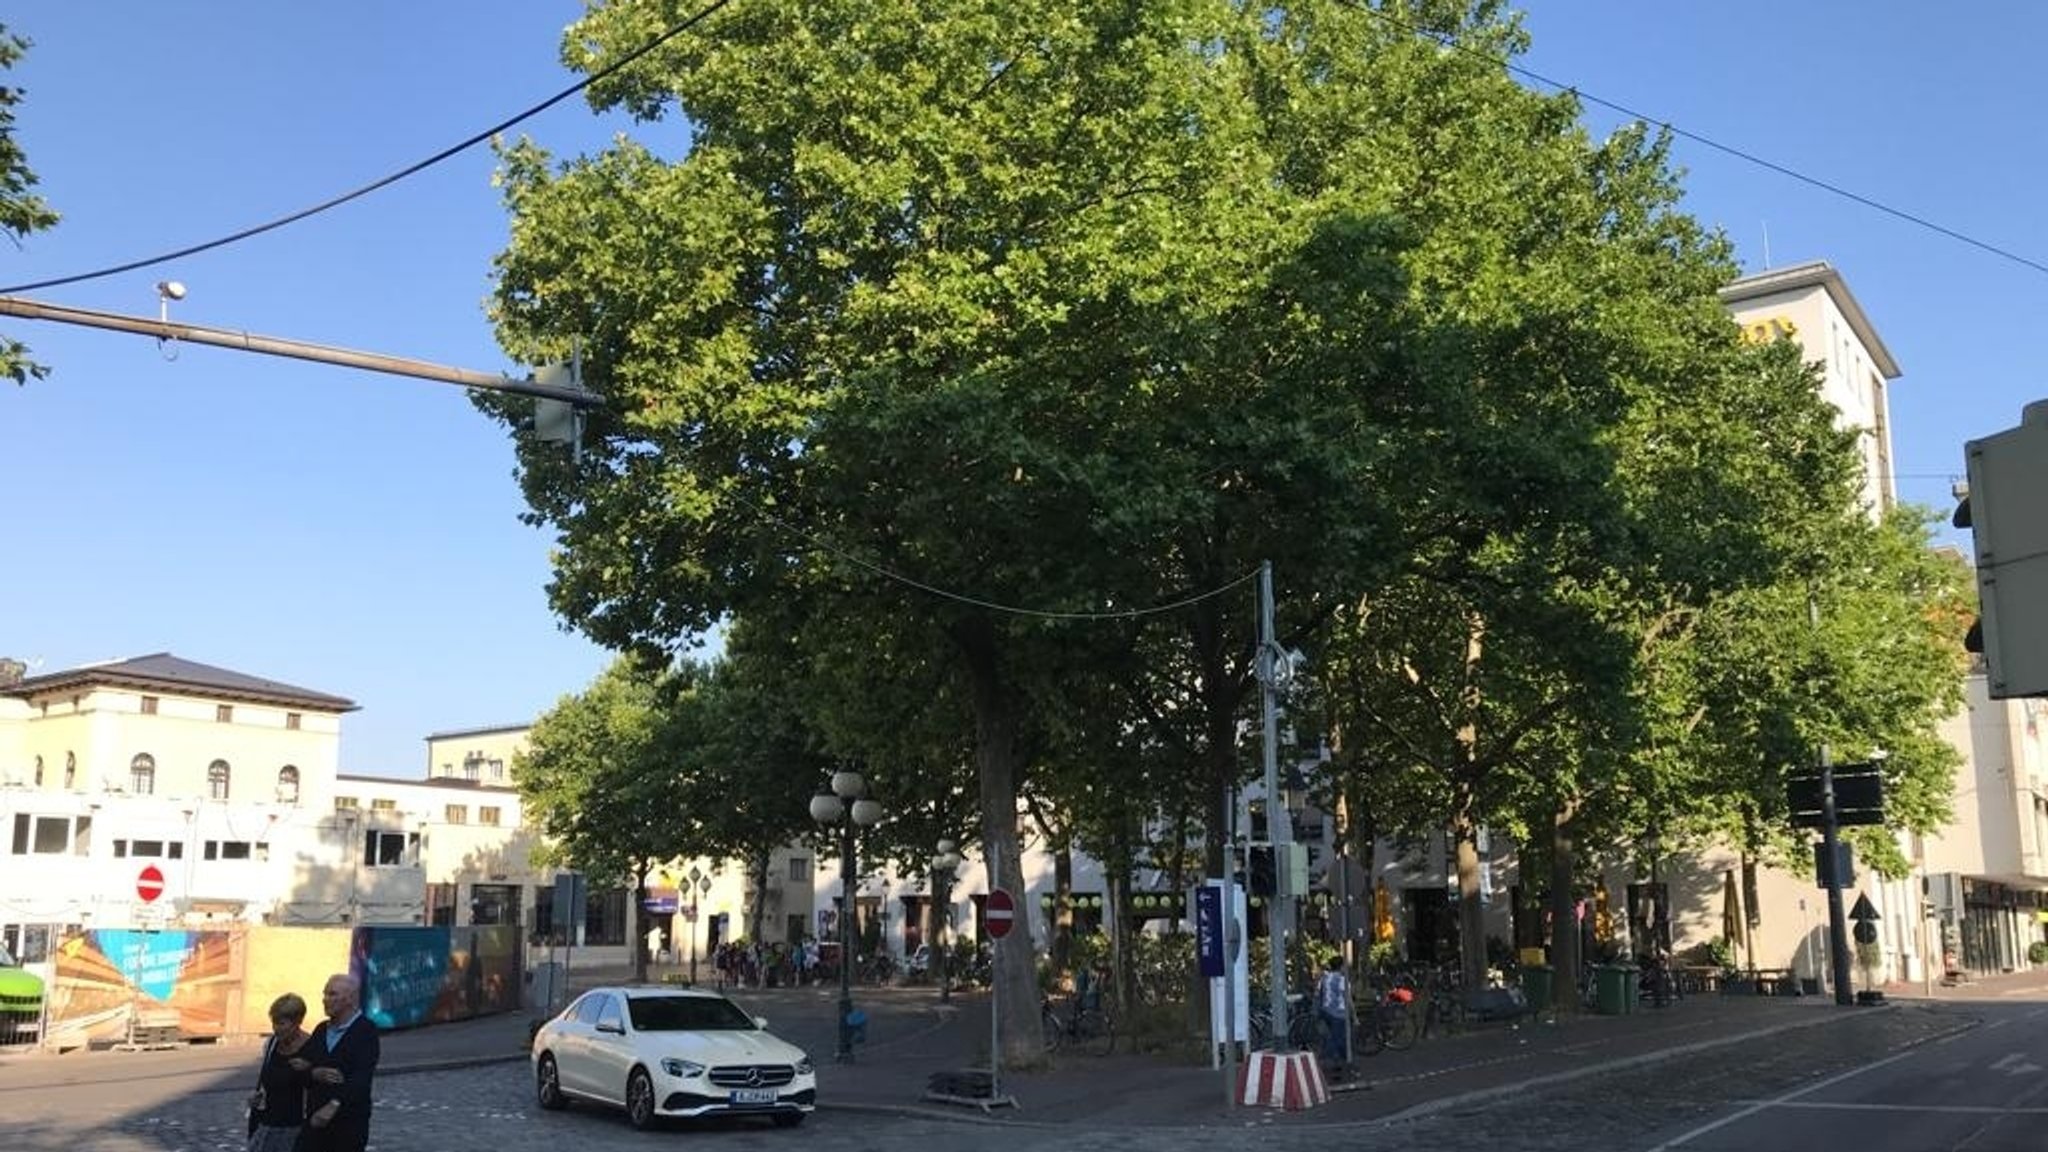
[351,926,450,1030]
[45,928,237,1049]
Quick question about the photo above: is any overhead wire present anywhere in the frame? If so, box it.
[0,0,734,295]
[1330,0,2048,279]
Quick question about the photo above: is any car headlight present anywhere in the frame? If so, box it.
[795,1054,813,1076]
[660,1057,706,1078]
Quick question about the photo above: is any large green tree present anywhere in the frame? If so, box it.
[0,25,58,384]
[518,657,697,982]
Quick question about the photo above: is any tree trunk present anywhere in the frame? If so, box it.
[956,616,1047,1070]
[1546,798,1580,1016]
[1052,844,1075,980]
[1108,814,1135,1011]
[1452,800,1488,995]
[632,859,652,985]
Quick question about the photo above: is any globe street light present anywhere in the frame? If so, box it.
[812,770,884,1063]
[931,839,962,1003]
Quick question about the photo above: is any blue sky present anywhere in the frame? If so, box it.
[1,3,2034,775]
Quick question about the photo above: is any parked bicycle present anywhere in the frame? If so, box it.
[1351,979,1419,1055]
[1040,995,1115,1056]
[1248,992,1316,1050]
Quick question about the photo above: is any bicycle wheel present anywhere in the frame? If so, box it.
[1041,1006,1064,1052]
[1380,1002,1419,1051]
[1078,1009,1116,1057]
[1351,1011,1385,1057]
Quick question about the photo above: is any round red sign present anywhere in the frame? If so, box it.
[986,887,1016,939]
[136,863,166,904]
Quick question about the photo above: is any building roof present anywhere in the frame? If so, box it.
[424,723,531,741]
[336,772,518,794]
[1719,260,1902,379]
[1,652,357,712]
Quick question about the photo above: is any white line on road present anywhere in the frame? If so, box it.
[1747,1100,2048,1116]
[1645,1045,1924,1151]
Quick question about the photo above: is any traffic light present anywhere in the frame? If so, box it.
[1248,845,1276,897]
[1957,401,2048,698]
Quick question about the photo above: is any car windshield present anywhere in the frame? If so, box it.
[627,995,757,1032]
[0,944,15,967]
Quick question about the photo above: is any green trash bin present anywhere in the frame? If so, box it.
[1521,965,1553,1012]
[1593,965,1637,1015]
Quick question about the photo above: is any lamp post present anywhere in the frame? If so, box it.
[811,769,884,1063]
[686,866,708,986]
[932,839,962,1003]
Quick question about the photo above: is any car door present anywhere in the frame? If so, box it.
[554,993,606,1098]
[588,994,634,1103]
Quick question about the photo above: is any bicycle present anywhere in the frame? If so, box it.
[1351,979,1419,1055]
[1248,992,1316,1050]
[1040,995,1116,1056]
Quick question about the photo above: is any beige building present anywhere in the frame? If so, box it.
[0,653,367,962]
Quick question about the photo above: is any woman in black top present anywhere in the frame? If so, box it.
[247,992,313,1152]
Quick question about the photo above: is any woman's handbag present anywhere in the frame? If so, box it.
[245,1035,276,1137]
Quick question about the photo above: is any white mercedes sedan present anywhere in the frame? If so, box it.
[531,985,816,1129]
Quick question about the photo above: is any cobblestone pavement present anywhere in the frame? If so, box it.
[82,1001,1975,1152]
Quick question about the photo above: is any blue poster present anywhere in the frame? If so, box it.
[1195,886,1223,978]
[95,929,194,1002]
[352,926,450,1029]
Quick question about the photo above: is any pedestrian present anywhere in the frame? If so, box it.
[1316,955,1351,1074]
[246,993,312,1152]
[646,925,664,968]
[295,972,380,1152]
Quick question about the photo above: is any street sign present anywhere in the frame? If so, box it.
[1813,841,1856,890]
[136,864,165,904]
[1195,885,1224,977]
[1849,893,1880,922]
[986,887,1017,939]
[1787,767,1885,828]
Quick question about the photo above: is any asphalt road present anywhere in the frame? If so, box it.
[1645,1001,2048,1152]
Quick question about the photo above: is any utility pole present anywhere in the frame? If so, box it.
[0,293,601,443]
[1257,560,1289,1046]
[1809,594,1856,1007]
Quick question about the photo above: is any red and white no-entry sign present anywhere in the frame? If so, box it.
[986,887,1016,939]
[136,863,166,904]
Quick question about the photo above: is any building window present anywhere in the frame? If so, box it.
[370,798,397,813]
[463,753,481,782]
[470,883,521,927]
[277,766,301,804]
[488,759,506,782]
[207,759,231,800]
[426,883,458,927]
[285,712,302,731]
[444,804,468,825]
[362,830,415,867]
[64,752,75,789]
[789,856,813,882]
[115,838,179,859]
[204,840,252,861]
[32,755,41,787]
[140,695,159,715]
[334,796,359,813]
[478,806,501,827]
[216,704,234,723]
[585,888,630,947]
[131,754,156,795]
[10,813,91,856]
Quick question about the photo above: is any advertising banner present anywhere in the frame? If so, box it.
[351,926,450,1030]
[46,928,238,1049]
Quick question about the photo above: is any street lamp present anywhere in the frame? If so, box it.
[931,839,962,1003]
[686,865,707,985]
[811,769,884,1063]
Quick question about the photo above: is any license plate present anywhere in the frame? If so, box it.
[728,1088,778,1105]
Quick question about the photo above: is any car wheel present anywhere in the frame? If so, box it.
[772,1112,806,1128]
[625,1067,657,1130]
[535,1053,566,1111]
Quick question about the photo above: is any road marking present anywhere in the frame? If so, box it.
[1754,1100,2048,1115]
[1645,1045,1923,1151]
[1990,1052,2044,1075]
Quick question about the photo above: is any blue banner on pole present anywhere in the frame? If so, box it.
[1195,885,1224,978]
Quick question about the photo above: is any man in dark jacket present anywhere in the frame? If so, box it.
[296,972,379,1152]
